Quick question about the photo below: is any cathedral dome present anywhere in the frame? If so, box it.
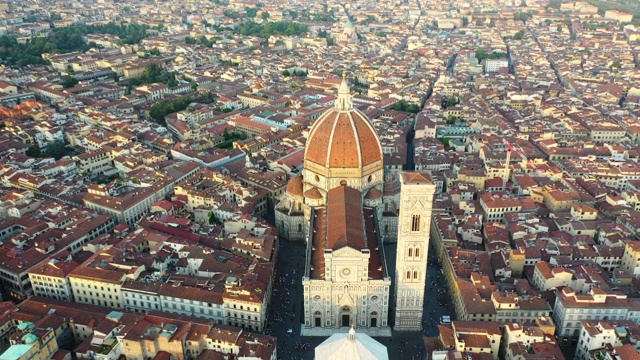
[364,187,383,200]
[286,175,304,196]
[304,187,323,199]
[304,75,382,171]
[344,19,354,31]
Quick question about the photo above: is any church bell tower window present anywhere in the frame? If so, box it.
[411,214,421,232]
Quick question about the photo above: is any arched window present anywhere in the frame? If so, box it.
[411,214,421,232]
[406,271,411,280]
[408,248,413,257]
[415,248,420,258]
[413,271,419,279]
[298,223,302,232]
[297,203,301,211]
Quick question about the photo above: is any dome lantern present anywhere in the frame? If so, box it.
[335,71,353,111]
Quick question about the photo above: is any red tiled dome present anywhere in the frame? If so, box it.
[305,109,382,169]
[364,187,383,199]
[285,175,303,196]
[304,187,323,199]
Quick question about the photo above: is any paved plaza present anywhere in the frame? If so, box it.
[267,238,453,359]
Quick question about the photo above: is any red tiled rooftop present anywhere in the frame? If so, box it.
[326,184,366,250]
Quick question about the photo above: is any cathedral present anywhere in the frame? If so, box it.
[336,19,358,44]
[275,74,435,334]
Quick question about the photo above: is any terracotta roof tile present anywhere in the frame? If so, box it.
[326,184,366,250]
[306,109,382,169]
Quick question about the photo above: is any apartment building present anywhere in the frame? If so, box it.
[237,93,269,108]
[532,261,582,292]
[621,241,640,278]
[479,193,523,222]
[454,276,497,322]
[68,248,145,308]
[491,292,552,325]
[575,320,640,360]
[544,189,581,212]
[484,58,509,73]
[73,148,113,175]
[503,322,563,360]
[229,116,275,137]
[0,212,114,301]
[83,177,174,225]
[429,214,458,259]
[121,280,162,313]
[0,297,277,360]
[438,321,502,359]
[160,283,225,324]
[553,287,631,339]
[27,255,79,302]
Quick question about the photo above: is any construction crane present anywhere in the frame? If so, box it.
[502,140,513,190]
[502,139,545,189]
[501,139,530,190]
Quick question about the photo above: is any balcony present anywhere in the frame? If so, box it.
[95,338,118,359]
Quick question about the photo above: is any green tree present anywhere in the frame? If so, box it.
[45,140,71,160]
[62,75,78,88]
[261,11,270,20]
[199,91,215,104]
[223,127,231,140]
[282,69,291,76]
[512,30,525,40]
[234,21,308,38]
[26,145,41,157]
[393,100,420,113]
[361,15,377,25]
[246,7,259,18]
[475,47,507,63]
[149,96,192,125]
[0,21,154,67]
[208,212,219,224]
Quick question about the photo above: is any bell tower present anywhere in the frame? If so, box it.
[393,172,436,331]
